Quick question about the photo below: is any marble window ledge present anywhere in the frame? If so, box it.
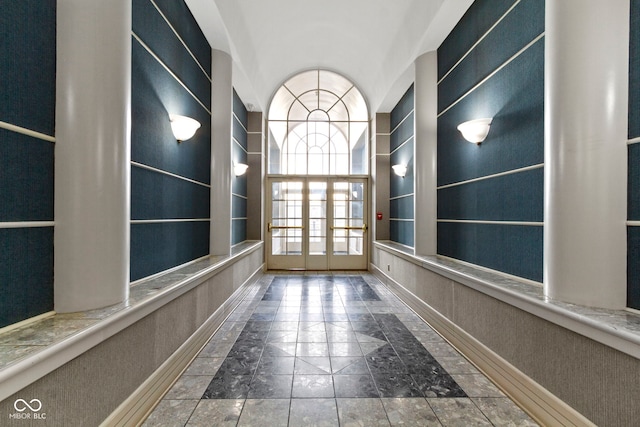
[374,240,640,360]
[0,240,263,403]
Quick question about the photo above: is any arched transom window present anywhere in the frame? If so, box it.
[268,70,368,175]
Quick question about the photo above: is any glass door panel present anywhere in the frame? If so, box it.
[329,179,368,270]
[268,180,305,269]
[267,177,367,270]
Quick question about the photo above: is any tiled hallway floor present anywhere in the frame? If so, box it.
[142,273,538,426]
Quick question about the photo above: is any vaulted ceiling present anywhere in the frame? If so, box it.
[185,0,473,113]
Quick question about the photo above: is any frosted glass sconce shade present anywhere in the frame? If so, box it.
[457,118,492,144]
[170,114,201,142]
[392,164,407,177]
[234,162,249,176]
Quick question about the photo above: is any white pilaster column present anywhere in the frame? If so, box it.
[544,0,629,308]
[414,51,438,256]
[55,0,131,312]
[210,49,233,255]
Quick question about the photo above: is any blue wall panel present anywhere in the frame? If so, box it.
[0,1,56,135]
[630,0,640,139]
[133,0,211,107]
[152,0,211,77]
[232,90,249,245]
[438,168,543,222]
[232,219,247,245]
[232,195,248,219]
[437,38,544,186]
[233,89,248,130]
[390,85,414,131]
[390,138,414,199]
[438,222,543,282]
[628,227,640,308]
[0,1,56,327]
[0,129,54,222]
[131,166,210,220]
[629,143,640,221]
[0,228,54,328]
[390,196,414,220]
[130,222,210,281]
[390,112,415,152]
[438,0,515,80]
[390,85,415,246]
[390,221,414,248]
[233,116,248,150]
[438,0,544,113]
[131,39,211,185]
[131,0,211,282]
[629,0,640,308]
[436,0,543,281]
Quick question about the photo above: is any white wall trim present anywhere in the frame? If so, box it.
[130,218,210,224]
[437,163,544,190]
[131,161,211,188]
[390,193,414,201]
[371,264,596,427]
[0,121,55,143]
[0,221,55,229]
[626,221,640,227]
[627,136,640,145]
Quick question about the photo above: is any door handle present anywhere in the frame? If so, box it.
[268,223,305,232]
[330,224,367,232]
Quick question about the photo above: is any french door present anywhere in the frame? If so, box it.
[267,177,368,270]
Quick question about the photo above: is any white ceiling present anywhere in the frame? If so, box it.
[185,0,473,114]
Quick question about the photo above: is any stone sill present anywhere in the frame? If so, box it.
[0,241,263,403]
[374,240,640,360]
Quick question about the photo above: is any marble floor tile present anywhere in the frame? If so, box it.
[248,374,293,398]
[255,356,295,375]
[186,399,244,427]
[380,398,441,426]
[183,357,224,375]
[336,398,391,427]
[164,376,213,400]
[333,374,379,398]
[142,399,198,427]
[289,398,339,427]
[451,374,505,398]
[237,399,290,427]
[141,274,543,426]
[433,356,479,374]
[292,374,335,398]
[427,398,492,426]
[472,397,539,426]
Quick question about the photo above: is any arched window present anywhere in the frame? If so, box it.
[268,70,368,175]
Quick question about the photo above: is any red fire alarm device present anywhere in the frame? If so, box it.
[376,212,383,220]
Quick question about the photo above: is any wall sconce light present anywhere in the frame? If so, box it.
[392,164,407,178]
[234,162,249,176]
[170,114,201,142]
[457,118,492,144]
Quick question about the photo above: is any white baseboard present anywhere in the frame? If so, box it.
[371,264,595,427]
[101,265,263,427]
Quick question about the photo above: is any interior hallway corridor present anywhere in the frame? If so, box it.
[142,273,538,426]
